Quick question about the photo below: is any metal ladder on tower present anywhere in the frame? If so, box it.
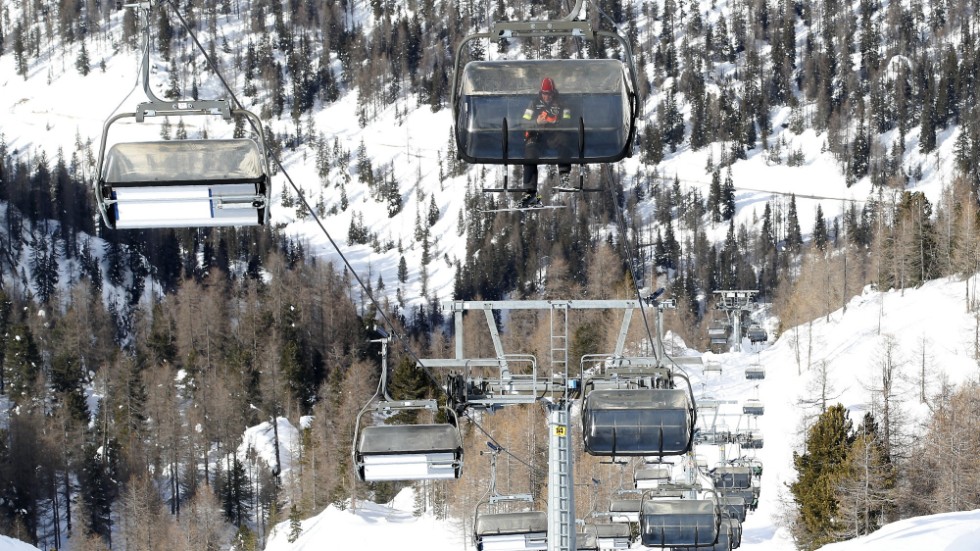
[550,302,569,379]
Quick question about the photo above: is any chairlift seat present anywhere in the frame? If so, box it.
[746,325,767,343]
[608,499,641,523]
[455,60,634,165]
[721,488,758,511]
[356,423,463,481]
[475,511,548,551]
[639,499,720,548]
[719,495,747,523]
[593,523,632,550]
[672,517,736,551]
[634,466,672,489]
[742,399,765,416]
[576,531,598,551]
[99,139,268,228]
[711,467,753,490]
[745,366,766,380]
[582,388,694,456]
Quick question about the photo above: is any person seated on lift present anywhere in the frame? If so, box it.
[520,77,572,208]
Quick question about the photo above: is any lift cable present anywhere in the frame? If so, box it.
[160,0,533,467]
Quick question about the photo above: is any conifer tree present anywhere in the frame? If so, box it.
[787,194,803,251]
[813,204,829,251]
[791,404,854,550]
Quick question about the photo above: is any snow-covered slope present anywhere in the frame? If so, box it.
[255,275,980,551]
[815,509,980,551]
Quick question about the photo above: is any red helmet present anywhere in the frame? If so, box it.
[540,77,556,94]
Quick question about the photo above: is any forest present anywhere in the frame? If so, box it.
[2,0,980,550]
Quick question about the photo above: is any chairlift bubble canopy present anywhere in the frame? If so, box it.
[639,498,721,548]
[582,388,695,457]
[451,19,639,170]
[455,59,635,165]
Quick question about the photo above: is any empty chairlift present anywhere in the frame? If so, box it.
[592,523,632,550]
[475,511,548,551]
[353,335,463,482]
[576,529,598,551]
[718,494,748,523]
[746,324,768,343]
[607,498,642,524]
[634,465,672,489]
[711,466,753,491]
[95,4,270,229]
[742,399,765,416]
[744,364,766,380]
[354,416,463,481]
[639,493,721,548]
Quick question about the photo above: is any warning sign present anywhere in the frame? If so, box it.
[554,426,567,437]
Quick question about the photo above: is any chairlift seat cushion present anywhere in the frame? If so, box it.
[583,389,693,456]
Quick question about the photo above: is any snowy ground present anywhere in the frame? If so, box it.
[260,275,980,551]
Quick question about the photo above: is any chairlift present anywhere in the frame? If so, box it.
[475,511,549,551]
[726,516,743,549]
[575,529,599,551]
[451,9,639,193]
[353,405,464,481]
[634,465,672,489]
[581,373,696,457]
[607,498,642,524]
[746,324,767,343]
[639,491,722,548]
[592,523,632,550]
[473,444,546,551]
[94,3,270,229]
[744,365,766,380]
[742,399,765,416]
[718,494,747,523]
[710,466,753,490]
[352,336,463,482]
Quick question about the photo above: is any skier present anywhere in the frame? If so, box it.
[519,77,572,208]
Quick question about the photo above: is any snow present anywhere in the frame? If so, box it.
[264,488,466,551]
[251,274,980,551]
[1,3,979,551]
[815,509,980,551]
[0,536,39,551]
